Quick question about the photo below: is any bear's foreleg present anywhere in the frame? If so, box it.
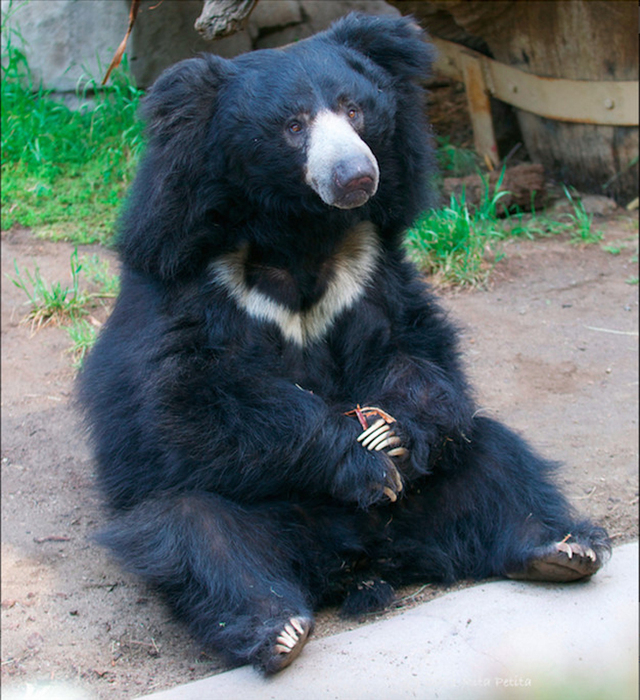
[164,370,406,508]
[353,353,475,484]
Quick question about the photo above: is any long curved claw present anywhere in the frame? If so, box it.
[387,447,409,459]
[350,406,409,501]
[383,486,398,502]
[358,419,389,446]
[374,435,402,451]
[366,430,395,451]
[270,616,312,669]
[557,541,573,559]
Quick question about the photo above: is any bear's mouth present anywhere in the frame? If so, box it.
[332,177,377,209]
[332,172,377,209]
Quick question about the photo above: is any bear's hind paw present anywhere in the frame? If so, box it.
[507,538,605,582]
[266,616,312,673]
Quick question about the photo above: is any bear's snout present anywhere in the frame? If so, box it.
[305,110,379,210]
[332,158,378,210]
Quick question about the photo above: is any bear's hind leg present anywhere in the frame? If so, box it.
[98,492,314,673]
[385,416,610,585]
[464,417,611,583]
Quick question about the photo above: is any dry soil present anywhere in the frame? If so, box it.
[2,218,638,699]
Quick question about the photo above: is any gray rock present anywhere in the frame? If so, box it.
[2,0,397,92]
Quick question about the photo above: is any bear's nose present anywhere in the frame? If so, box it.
[333,158,378,208]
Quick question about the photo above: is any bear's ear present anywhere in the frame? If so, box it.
[325,13,434,82]
[118,55,235,280]
[142,54,234,140]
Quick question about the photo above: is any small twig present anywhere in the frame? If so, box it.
[102,0,141,85]
[395,584,430,605]
[574,486,597,500]
[125,639,158,650]
[344,405,397,425]
[585,325,638,336]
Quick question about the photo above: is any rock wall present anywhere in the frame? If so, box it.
[1,0,398,92]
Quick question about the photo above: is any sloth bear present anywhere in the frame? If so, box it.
[79,13,610,674]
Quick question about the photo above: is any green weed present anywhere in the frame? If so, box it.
[435,136,481,177]
[66,318,98,369]
[406,171,616,285]
[405,177,509,287]
[80,254,120,297]
[8,247,118,334]
[560,187,604,244]
[602,245,622,255]
[9,248,88,329]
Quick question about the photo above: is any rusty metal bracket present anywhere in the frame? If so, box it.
[432,36,639,164]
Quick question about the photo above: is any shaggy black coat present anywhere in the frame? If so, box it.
[78,13,609,673]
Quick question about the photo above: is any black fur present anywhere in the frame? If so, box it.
[78,14,609,673]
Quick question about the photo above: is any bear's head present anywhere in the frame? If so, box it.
[119,13,435,279]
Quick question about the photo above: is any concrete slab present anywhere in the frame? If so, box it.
[138,542,638,700]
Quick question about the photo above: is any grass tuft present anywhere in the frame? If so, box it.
[405,171,609,287]
[66,318,99,368]
[8,248,88,330]
[7,246,119,338]
[559,187,604,244]
[405,174,509,287]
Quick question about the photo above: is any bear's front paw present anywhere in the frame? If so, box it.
[375,453,404,503]
[333,448,403,506]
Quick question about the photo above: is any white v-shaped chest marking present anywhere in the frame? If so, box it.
[210,221,380,346]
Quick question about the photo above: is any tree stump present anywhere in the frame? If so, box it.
[392,0,639,204]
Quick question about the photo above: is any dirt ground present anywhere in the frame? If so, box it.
[2,217,638,699]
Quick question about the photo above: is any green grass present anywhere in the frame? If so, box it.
[405,182,507,287]
[66,318,99,368]
[434,136,481,177]
[8,248,88,329]
[559,186,604,244]
[1,7,145,245]
[2,11,622,362]
[405,172,608,287]
[8,246,118,341]
[79,253,121,297]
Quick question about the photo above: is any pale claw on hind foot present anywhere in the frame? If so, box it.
[507,537,605,582]
[270,616,312,672]
[557,541,597,562]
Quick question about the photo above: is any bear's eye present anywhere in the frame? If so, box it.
[288,120,303,134]
[346,106,359,120]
